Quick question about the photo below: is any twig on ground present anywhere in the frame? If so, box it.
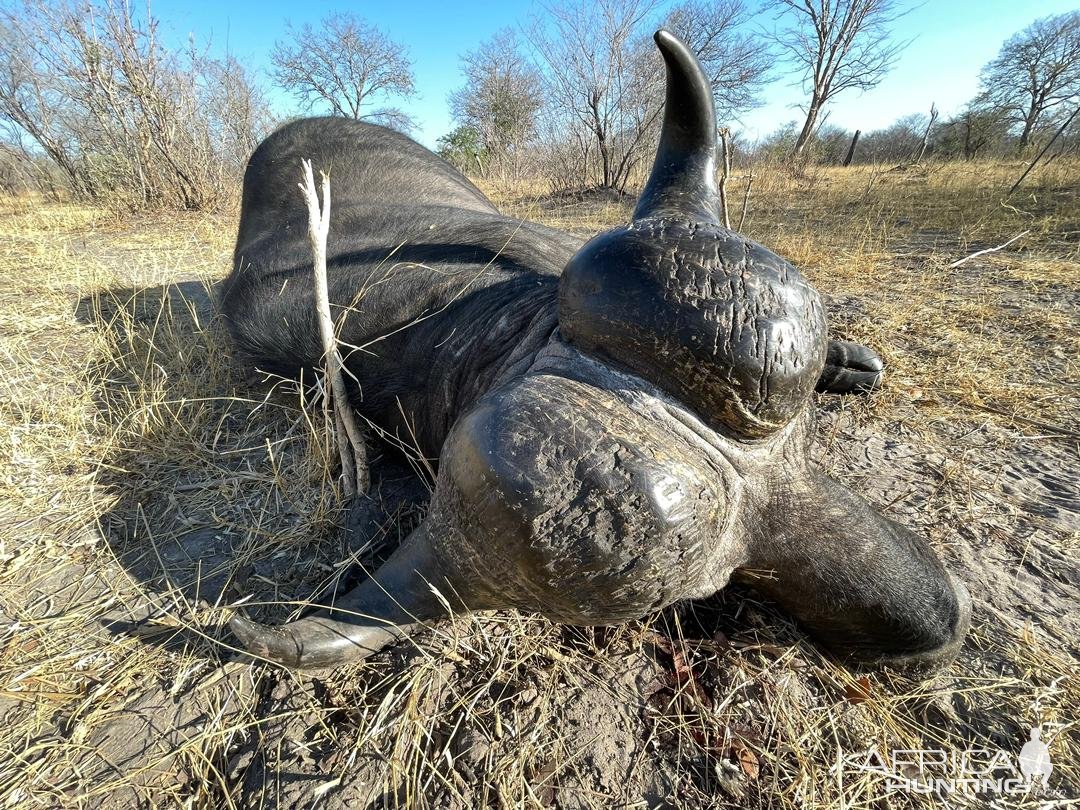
[299,158,369,497]
[947,230,1030,268]
[956,399,1078,439]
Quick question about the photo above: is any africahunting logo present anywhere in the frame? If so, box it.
[837,726,1060,796]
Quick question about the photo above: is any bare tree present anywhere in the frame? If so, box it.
[0,14,91,196]
[528,0,665,191]
[271,13,415,129]
[448,29,543,176]
[208,55,275,166]
[976,11,1080,154]
[664,0,772,121]
[0,0,271,211]
[937,105,1010,161]
[767,0,907,159]
[528,0,772,191]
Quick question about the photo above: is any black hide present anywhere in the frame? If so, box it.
[222,31,969,672]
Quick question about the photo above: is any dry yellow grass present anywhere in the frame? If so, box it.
[0,157,1077,807]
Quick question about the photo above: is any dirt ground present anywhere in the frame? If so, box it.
[0,159,1077,808]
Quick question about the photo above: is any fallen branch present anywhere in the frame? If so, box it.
[299,158,369,497]
[947,230,1030,269]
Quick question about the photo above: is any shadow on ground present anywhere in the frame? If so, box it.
[8,272,1076,807]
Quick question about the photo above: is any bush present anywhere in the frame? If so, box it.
[0,0,272,212]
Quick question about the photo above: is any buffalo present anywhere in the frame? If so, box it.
[222,30,970,670]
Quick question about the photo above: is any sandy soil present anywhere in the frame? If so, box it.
[0,178,1076,807]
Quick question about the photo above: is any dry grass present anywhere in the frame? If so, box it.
[0,157,1077,808]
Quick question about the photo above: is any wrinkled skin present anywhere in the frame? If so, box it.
[222,31,969,671]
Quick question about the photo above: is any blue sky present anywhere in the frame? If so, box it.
[155,0,1079,149]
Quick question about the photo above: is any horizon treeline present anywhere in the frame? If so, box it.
[0,0,1077,210]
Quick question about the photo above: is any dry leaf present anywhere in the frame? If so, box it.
[844,675,873,704]
[736,745,759,779]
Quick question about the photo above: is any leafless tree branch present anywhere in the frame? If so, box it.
[765,0,907,159]
[272,13,415,131]
[298,159,369,498]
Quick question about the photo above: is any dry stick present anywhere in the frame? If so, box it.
[842,129,861,167]
[718,127,732,229]
[959,400,1078,439]
[947,230,1030,269]
[1008,106,1079,196]
[912,103,938,165]
[737,170,754,232]
[298,159,369,497]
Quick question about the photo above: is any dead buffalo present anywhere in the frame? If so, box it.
[221,30,970,671]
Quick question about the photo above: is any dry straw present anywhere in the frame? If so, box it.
[0,156,1076,806]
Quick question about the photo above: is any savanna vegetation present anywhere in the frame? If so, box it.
[0,0,1077,807]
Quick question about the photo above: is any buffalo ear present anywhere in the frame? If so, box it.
[816,340,885,395]
[736,470,970,671]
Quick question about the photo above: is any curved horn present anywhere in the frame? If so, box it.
[230,524,462,668]
[633,29,720,223]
